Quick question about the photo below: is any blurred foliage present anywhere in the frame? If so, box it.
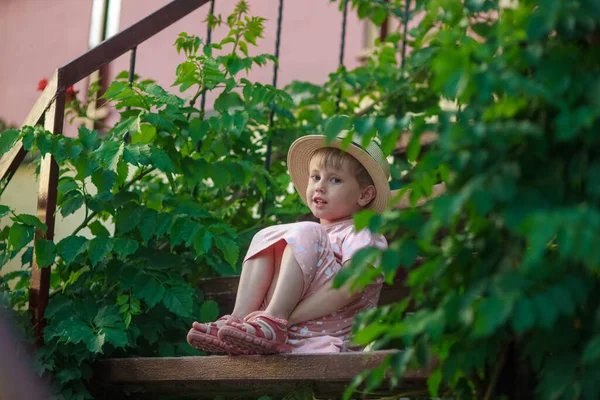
[329,0,600,399]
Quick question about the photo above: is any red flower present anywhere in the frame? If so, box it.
[65,86,79,103]
[37,78,48,91]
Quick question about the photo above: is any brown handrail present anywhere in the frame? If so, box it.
[60,0,210,88]
[0,0,211,344]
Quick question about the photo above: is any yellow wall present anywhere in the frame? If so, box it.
[0,163,94,278]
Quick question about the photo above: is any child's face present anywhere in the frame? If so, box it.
[306,154,375,225]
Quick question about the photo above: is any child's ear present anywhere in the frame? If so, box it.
[358,185,376,207]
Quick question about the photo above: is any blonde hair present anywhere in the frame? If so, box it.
[311,147,374,188]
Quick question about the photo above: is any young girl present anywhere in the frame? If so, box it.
[187,134,391,354]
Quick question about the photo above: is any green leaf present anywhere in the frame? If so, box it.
[189,118,210,142]
[134,272,166,309]
[162,284,194,317]
[324,115,351,142]
[214,236,239,268]
[406,133,422,162]
[113,115,142,138]
[511,297,535,334]
[56,368,82,385]
[375,116,395,136]
[155,213,172,237]
[60,190,85,217]
[102,327,128,349]
[84,332,106,353]
[13,214,47,231]
[371,6,387,25]
[427,368,443,397]
[354,117,375,135]
[170,218,199,248]
[35,239,56,268]
[60,318,95,347]
[116,204,143,235]
[354,209,378,231]
[0,129,20,154]
[582,336,600,365]
[214,91,244,112]
[91,169,117,194]
[198,300,219,323]
[8,224,34,253]
[533,293,559,329]
[473,296,513,337]
[131,124,157,145]
[0,205,11,219]
[143,83,184,106]
[113,237,139,259]
[101,81,129,100]
[21,130,34,151]
[21,246,33,267]
[193,228,213,256]
[57,236,88,265]
[353,323,388,345]
[88,221,110,236]
[150,147,174,173]
[138,209,157,245]
[94,141,124,171]
[36,132,53,155]
[239,40,249,56]
[88,236,114,266]
[78,126,98,150]
[58,177,80,195]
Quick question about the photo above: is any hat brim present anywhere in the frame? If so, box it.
[287,135,391,213]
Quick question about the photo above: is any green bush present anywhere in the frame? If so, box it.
[332,0,600,399]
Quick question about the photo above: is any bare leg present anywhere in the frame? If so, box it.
[230,247,275,320]
[264,241,285,305]
[264,245,304,320]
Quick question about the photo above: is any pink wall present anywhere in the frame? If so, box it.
[1,0,365,133]
[108,0,364,111]
[0,0,93,132]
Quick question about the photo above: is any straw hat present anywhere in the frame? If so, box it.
[287,135,391,213]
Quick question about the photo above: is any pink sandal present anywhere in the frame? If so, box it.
[218,311,291,354]
[186,315,253,355]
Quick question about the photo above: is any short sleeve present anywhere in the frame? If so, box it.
[341,229,387,266]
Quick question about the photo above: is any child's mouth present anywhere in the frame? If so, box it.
[313,198,327,207]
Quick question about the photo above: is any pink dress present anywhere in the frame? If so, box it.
[243,219,387,353]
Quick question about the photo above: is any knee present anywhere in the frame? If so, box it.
[291,222,326,241]
[294,221,323,233]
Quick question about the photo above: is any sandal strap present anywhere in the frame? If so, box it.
[244,311,288,326]
[239,312,288,342]
[198,314,241,335]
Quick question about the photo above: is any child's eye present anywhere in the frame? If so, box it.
[330,177,341,184]
[311,175,320,182]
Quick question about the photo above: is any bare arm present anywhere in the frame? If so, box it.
[288,262,360,325]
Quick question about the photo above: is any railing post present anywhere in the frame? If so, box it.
[29,85,65,345]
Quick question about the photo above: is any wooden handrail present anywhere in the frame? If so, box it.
[59,0,210,88]
[0,72,59,183]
